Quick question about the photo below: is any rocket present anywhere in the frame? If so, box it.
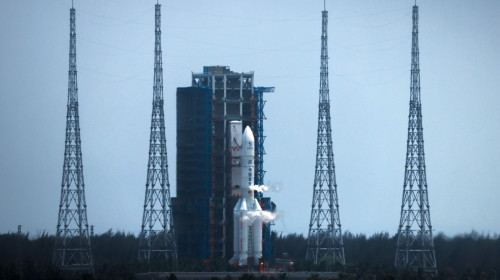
[229,125,263,266]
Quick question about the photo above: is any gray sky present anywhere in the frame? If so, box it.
[0,0,499,237]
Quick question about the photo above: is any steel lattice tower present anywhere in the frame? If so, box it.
[53,5,94,272]
[254,87,274,187]
[254,86,275,260]
[306,4,345,267]
[395,3,437,274]
[138,3,178,268]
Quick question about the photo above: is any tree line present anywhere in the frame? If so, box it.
[0,230,498,279]
[274,231,500,279]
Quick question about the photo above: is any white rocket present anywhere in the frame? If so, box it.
[229,125,263,266]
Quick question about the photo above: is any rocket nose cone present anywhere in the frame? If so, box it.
[242,126,254,142]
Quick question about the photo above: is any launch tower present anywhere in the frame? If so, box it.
[254,86,275,261]
[306,3,345,267]
[138,3,178,268]
[173,66,275,264]
[191,66,255,260]
[53,4,94,272]
[394,3,437,274]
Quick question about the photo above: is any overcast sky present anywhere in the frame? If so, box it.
[0,0,499,237]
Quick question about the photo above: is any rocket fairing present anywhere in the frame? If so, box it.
[241,126,255,196]
[229,125,264,266]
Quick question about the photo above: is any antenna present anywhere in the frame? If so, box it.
[72,0,73,8]
[323,0,326,11]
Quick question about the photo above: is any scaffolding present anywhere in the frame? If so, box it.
[253,86,275,261]
[192,66,254,259]
[187,66,275,264]
[253,87,274,186]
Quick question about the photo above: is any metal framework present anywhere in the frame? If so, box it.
[253,87,274,187]
[253,86,275,261]
[395,4,437,275]
[53,6,94,273]
[306,6,345,267]
[138,3,178,268]
[192,66,255,260]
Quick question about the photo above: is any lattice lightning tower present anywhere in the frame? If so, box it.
[53,4,94,272]
[395,3,437,274]
[306,4,345,267]
[138,3,178,268]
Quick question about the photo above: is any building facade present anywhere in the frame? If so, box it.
[173,87,213,259]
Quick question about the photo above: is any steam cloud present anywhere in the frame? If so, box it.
[240,184,281,223]
[241,210,279,223]
[249,185,269,193]
[267,182,283,192]
[249,183,283,193]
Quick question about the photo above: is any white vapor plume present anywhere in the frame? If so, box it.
[241,210,279,223]
[266,181,283,192]
[249,185,269,193]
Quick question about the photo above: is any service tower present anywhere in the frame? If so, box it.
[173,66,275,265]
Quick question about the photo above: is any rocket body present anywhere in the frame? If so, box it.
[229,122,242,198]
[229,125,263,266]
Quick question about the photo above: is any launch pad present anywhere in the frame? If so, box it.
[137,271,341,280]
